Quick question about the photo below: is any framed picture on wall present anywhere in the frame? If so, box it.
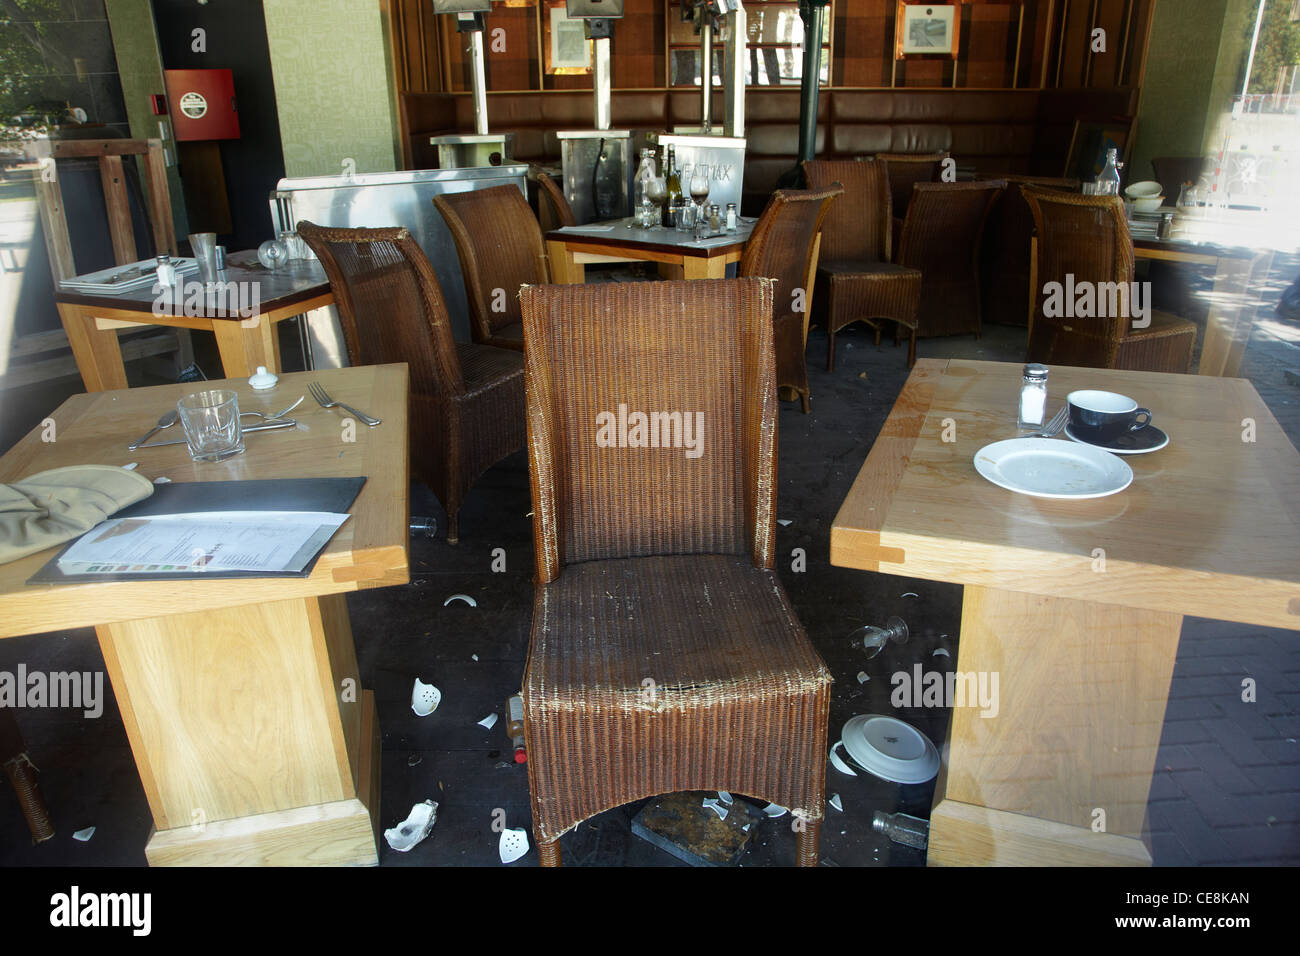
[895,2,960,59]
[544,3,592,74]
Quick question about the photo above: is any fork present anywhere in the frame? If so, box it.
[1029,406,1068,438]
[308,381,381,426]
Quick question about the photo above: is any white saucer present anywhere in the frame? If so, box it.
[839,715,940,785]
[974,437,1132,499]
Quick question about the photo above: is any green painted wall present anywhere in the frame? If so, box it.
[104,0,188,237]
[262,0,401,178]
[1131,0,1255,183]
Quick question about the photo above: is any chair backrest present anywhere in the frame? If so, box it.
[898,181,1003,278]
[801,159,890,264]
[536,173,576,231]
[1021,187,1134,364]
[519,278,779,582]
[740,185,842,330]
[433,184,547,344]
[297,221,464,396]
[877,151,948,219]
[35,138,176,282]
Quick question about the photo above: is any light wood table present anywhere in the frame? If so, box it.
[545,218,755,284]
[54,251,335,392]
[0,365,409,865]
[831,359,1300,866]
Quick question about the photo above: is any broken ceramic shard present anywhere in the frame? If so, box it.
[443,593,478,607]
[411,678,442,716]
[702,797,729,820]
[857,671,870,683]
[716,790,734,805]
[499,827,529,864]
[72,827,95,842]
[932,647,951,658]
[762,802,788,818]
[829,793,843,812]
[384,800,438,852]
[777,518,792,527]
[478,712,498,729]
[828,740,857,777]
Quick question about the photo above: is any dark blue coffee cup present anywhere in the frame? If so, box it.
[1067,390,1152,443]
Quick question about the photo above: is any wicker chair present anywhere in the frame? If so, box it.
[898,181,1004,339]
[434,184,550,352]
[1,710,53,844]
[877,151,949,218]
[297,221,525,544]
[518,277,832,868]
[803,158,923,369]
[1021,188,1197,372]
[739,185,842,412]
[535,172,576,232]
[980,176,1080,328]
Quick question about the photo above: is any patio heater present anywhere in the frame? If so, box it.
[653,1,747,214]
[429,0,516,168]
[556,0,634,223]
[776,0,830,188]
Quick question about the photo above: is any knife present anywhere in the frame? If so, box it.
[133,419,298,449]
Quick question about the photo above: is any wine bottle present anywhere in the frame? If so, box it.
[663,145,681,228]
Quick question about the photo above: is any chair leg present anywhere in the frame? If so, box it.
[796,819,820,867]
[873,326,882,347]
[3,753,54,844]
[446,510,459,546]
[538,837,562,867]
[800,390,810,414]
[907,330,918,368]
[826,329,836,372]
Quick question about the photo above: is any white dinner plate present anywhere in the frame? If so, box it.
[973,437,1132,499]
[840,715,940,785]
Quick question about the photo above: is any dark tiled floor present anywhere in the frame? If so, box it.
[1,287,1298,866]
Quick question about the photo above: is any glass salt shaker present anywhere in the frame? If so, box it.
[1018,363,1049,429]
[725,202,738,233]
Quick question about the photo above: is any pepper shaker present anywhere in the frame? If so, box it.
[1018,363,1049,428]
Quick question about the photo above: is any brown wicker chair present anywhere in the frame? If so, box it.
[297,221,525,544]
[980,176,1080,328]
[803,158,923,369]
[877,151,949,218]
[1,710,53,844]
[535,172,576,232]
[739,185,842,412]
[898,181,1004,340]
[1021,188,1197,372]
[518,277,832,868]
[433,184,550,352]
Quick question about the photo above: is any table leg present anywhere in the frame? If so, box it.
[927,585,1181,867]
[97,592,380,866]
[682,257,727,280]
[211,313,282,379]
[1198,251,1271,378]
[57,303,129,392]
[546,240,584,284]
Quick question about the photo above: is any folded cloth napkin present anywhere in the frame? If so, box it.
[0,465,155,566]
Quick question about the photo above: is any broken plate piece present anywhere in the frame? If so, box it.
[411,678,442,716]
[443,593,477,607]
[932,648,951,658]
[702,797,729,821]
[478,713,499,730]
[762,802,788,818]
[72,827,96,842]
[776,518,793,527]
[716,791,734,805]
[828,740,858,777]
[500,827,529,864]
[829,793,844,812]
[857,671,870,684]
[384,800,438,852]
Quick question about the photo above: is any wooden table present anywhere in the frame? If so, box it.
[1131,235,1273,378]
[545,218,755,283]
[831,359,1300,866]
[54,251,335,392]
[0,365,409,865]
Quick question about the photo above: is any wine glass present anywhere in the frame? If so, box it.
[847,616,909,661]
[646,176,668,229]
[690,165,711,238]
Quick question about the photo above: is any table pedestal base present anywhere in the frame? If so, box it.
[927,585,1182,867]
[98,593,381,866]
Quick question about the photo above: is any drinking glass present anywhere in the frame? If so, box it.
[672,199,695,232]
[177,389,245,462]
[646,176,668,229]
[847,616,909,661]
[189,232,219,286]
[257,238,289,270]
